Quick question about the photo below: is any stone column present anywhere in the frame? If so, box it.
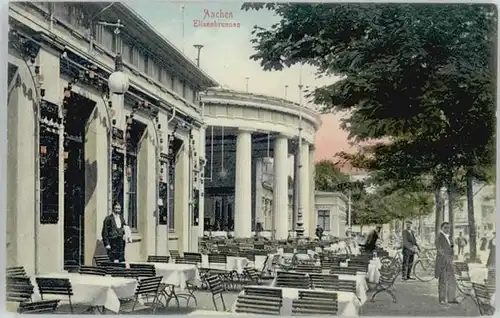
[6,60,37,274]
[254,158,264,225]
[234,129,252,238]
[273,135,289,239]
[309,145,316,236]
[300,142,310,237]
[84,99,109,266]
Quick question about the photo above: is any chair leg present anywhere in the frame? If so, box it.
[212,295,218,311]
[221,295,227,311]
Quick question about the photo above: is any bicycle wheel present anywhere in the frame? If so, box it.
[413,259,435,282]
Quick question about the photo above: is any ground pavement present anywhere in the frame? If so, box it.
[147,278,480,316]
[361,277,479,316]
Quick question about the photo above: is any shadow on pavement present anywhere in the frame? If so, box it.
[361,278,479,316]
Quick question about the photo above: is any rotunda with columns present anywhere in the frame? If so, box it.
[200,88,321,239]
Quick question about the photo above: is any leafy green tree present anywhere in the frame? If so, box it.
[243,3,496,261]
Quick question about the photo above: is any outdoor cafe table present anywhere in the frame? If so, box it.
[468,263,488,283]
[271,271,368,305]
[233,285,360,316]
[201,254,249,274]
[32,272,137,313]
[127,262,200,290]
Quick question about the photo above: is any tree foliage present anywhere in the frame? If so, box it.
[245,3,496,223]
[314,160,434,225]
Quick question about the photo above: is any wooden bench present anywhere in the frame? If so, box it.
[291,299,338,315]
[235,295,282,315]
[330,265,358,276]
[472,283,495,316]
[275,272,310,289]
[244,287,283,299]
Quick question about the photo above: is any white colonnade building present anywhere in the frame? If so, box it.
[7,2,216,274]
[200,88,322,239]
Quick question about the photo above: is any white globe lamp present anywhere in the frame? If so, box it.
[108,71,129,95]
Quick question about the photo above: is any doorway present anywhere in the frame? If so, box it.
[63,94,95,269]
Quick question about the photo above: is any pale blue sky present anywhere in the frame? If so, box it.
[126,1,338,105]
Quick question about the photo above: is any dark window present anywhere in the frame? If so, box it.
[192,189,199,226]
[159,160,175,229]
[40,125,60,224]
[125,119,146,230]
[317,210,331,231]
[126,155,138,229]
[112,149,125,211]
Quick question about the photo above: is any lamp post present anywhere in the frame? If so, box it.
[347,171,352,231]
[245,77,250,93]
[296,76,304,239]
[284,85,289,100]
[193,44,204,67]
[108,53,130,212]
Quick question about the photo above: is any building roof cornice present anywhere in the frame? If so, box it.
[202,88,322,129]
[94,2,219,89]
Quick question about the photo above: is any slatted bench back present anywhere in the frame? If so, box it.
[7,266,27,277]
[7,276,34,303]
[294,264,322,273]
[184,252,202,264]
[129,263,156,277]
[17,300,60,314]
[78,266,107,276]
[309,274,340,290]
[208,253,227,264]
[147,255,170,263]
[235,295,282,315]
[136,276,162,296]
[292,299,338,315]
[275,272,309,289]
[298,290,338,302]
[35,278,73,297]
[205,274,225,295]
[93,255,110,266]
[330,265,358,276]
[244,286,283,298]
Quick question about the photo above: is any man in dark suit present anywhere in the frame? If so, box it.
[435,222,458,305]
[402,220,420,280]
[363,225,382,253]
[102,202,127,262]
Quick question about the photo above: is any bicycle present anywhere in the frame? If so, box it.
[380,248,436,282]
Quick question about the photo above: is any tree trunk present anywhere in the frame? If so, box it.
[466,171,478,262]
[434,189,443,238]
[447,185,454,241]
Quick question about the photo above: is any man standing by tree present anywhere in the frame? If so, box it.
[455,232,468,257]
[402,221,420,280]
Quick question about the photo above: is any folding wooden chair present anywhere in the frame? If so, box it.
[35,277,74,313]
[17,300,60,314]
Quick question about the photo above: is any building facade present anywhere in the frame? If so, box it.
[314,191,348,238]
[7,2,217,275]
[200,88,322,239]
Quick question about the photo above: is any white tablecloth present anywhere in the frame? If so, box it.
[271,272,368,305]
[468,263,488,283]
[367,258,382,283]
[233,285,359,316]
[201,255,249,274]
[130,262,199,290]
[33,273,137,312]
